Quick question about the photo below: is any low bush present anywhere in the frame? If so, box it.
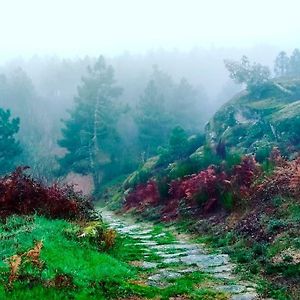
[0,166,94,220]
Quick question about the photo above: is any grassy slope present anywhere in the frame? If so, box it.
[0,216,134,299]
[0,215,231,300]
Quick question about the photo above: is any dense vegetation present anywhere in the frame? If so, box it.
[0,48,300,299]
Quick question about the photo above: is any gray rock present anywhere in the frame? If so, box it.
[162,257,181,264]
[135,241,157,246]
[148,270,181,282]
[213,272,235,280]
[180,254,229,268]
[204,264,234,273]
[130,234,153,239]
[140,261,158,269]
[216,285,246,294]
[152,243,200,251]
[231,293,258,300]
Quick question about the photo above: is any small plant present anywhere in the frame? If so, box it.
[7,241,43,287]
[102,229,117,250]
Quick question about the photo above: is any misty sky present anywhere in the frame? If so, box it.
[0,0,299,61]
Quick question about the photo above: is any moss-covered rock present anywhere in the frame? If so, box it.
[206,79,300,155]
[123,156,160,188]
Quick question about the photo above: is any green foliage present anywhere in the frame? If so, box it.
[274,51,289,77]
[0,108,21,174]
[224,56,271,96]
[288,48,300,77]
[168,126,189,158]
[221,192,234,211]
[0,215,136,299]
[190,145,221,171]
[168,159,197,179]
[58,56,123,186]
[157,127,204,166]
[136,67,205,158]
[136,76,172,157]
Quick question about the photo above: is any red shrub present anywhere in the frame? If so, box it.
[123,151,300,221]
[253,156,300,201]
[0,167,93,220]
[269,147,287,167]
[232,155,260,187]
[124,180,160,211]
[163,166,230,219]
[230,155,260,199]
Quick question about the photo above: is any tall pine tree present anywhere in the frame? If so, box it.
[136,79,172,159]
[0,108,21,174]
[58,56,122,186]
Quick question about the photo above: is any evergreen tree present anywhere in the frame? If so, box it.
[0,69,52,177]
[58,56,122,186]
[0,108,21,174]
[288,48,300,77]
[136,67,205,158]
[168,126,189,159]
[136,79,172,158]
[224,56,271,96]
[171,78,204,132]
[274,51,289,77]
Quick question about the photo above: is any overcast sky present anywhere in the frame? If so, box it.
[0,0,299,61]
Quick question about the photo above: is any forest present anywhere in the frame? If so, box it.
[0,1,300,299]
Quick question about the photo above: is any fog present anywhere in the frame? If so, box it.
[0,0,299,59]
[0,0,299,180]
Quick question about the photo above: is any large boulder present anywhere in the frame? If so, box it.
[205,79,300,157]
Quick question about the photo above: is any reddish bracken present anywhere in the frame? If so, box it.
[253,155,300,201]
[124,180,160,211]
[0,167,93,219]
[232,155,260,188]
[123,151,299,221]
[230,155,261,199]
[165,166,229,218]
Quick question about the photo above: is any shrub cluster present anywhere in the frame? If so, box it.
[0,166,94,220]
[124,155,261,220]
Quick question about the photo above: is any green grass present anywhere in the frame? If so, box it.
[0,215,135,299]
[1,215,225,299]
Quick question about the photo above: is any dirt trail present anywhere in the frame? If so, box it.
[101,209,261,300]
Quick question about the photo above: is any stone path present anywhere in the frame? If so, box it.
[101,210,259,300]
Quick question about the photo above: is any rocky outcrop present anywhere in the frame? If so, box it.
[205,79,300,157]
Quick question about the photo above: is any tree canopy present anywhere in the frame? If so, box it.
[58,56,122,185]
[224,56,271,95]
[0,108,21,174]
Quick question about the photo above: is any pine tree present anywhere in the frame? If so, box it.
[288,48,300,77]
[224,56,271,96]
[0,108,21,174]
[136,67,205,158]
[171,78,204,132]
[136,79,172,158]
[58,56,122,186]
[274,51,289,77]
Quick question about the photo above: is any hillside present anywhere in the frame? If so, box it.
[205,79,300,158]
[99,81,300,299]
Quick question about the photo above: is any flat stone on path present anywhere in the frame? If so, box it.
[180,254,229,268]
[216,285,246,294]
[231,293,259,300]
[204,264,234,273]
[148,270,182,283]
